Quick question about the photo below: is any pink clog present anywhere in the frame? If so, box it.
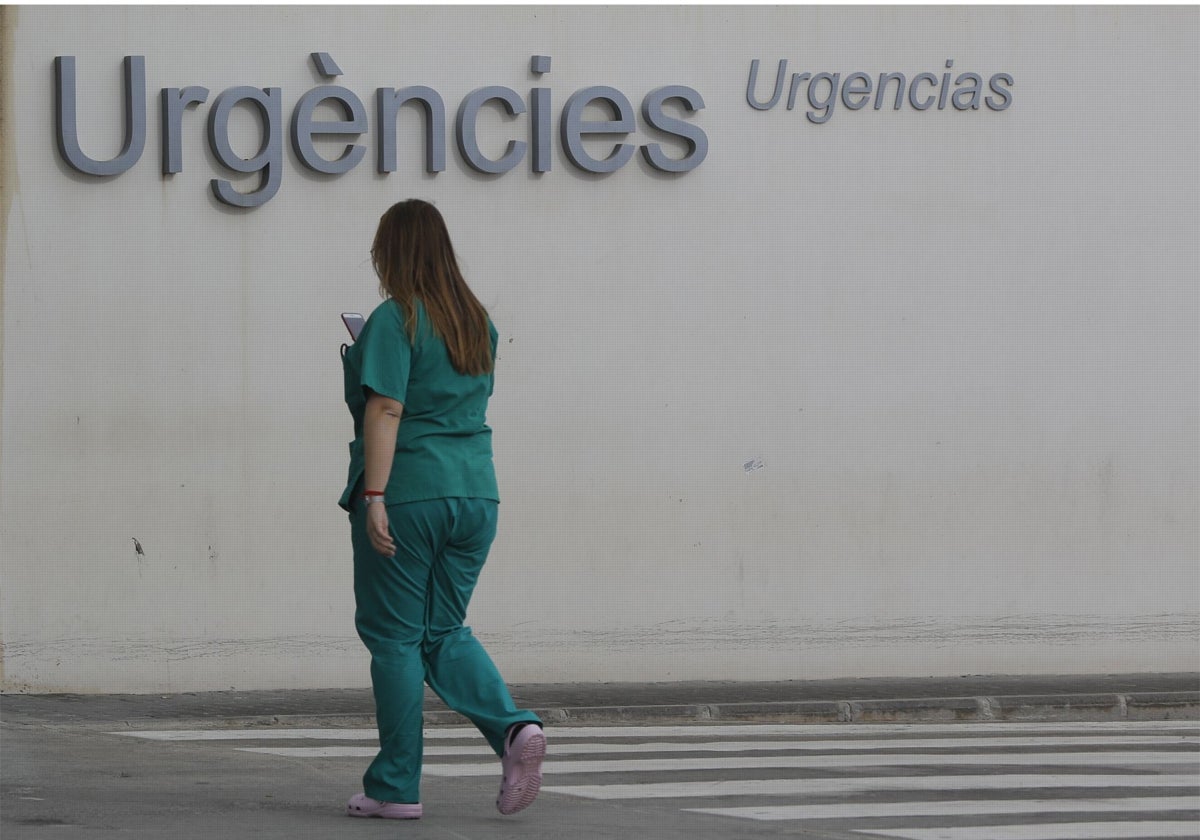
[496,724,546,815]
[346,793,422,819]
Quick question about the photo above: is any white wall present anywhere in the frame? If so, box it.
[2,6,1196,692]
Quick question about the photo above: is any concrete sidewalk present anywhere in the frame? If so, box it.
[4,673,1197,728]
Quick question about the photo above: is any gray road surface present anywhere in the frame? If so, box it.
[4,710,1198,839]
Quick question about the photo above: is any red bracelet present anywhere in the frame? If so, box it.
[362,490,385,497]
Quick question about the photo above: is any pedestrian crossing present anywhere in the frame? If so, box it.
[117,720,1200,840]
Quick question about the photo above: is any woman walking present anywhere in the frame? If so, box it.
[339,199,545,819]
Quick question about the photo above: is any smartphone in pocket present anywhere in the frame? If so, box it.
[341,312,365,341]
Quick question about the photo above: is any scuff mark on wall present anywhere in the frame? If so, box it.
[131,537,146,577]
[4,611,1198,693]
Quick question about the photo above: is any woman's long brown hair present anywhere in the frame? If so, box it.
[371,200,493,376]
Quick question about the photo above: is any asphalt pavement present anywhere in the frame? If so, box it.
[3,677,1197,840]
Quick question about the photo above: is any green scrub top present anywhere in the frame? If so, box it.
[339,298,499,510]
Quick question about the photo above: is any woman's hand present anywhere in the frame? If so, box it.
[366,501,396,557]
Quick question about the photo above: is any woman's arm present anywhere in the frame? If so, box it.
[363,391,404,557]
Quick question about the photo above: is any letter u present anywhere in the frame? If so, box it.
[55,56,146,176]
[746,59,788,110]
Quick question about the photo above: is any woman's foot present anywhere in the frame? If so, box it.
[346,793,422,819]
[496,723,546,815]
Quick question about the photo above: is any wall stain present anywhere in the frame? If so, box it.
[131,537,146,578]
[489,613,1200,653]
[3,613,1196,670]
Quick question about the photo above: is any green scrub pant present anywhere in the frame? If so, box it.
[351,496,540,805]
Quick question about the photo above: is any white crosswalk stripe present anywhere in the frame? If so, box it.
[686,798,1197,821]
[859,823,1200,840]
[227,734,1199,757]
[116,721,1200,740]
[545,775,1200,799]
[420,751,1196,776]
[117,721,1199,839]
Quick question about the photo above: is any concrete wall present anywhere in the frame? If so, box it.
[1,5,1196,693]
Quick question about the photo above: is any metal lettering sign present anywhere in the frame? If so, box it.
[53,53,1012,209]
